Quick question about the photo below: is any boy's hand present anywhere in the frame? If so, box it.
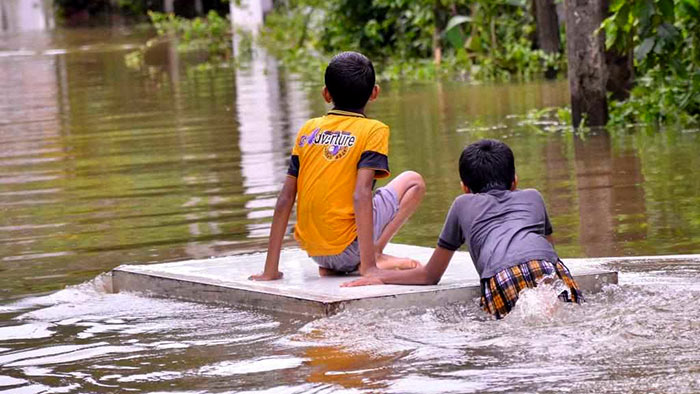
[249,271,284,281]
[341,277,384,287]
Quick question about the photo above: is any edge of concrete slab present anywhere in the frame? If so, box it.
[112,269,335,316]
[111,266,618,317]
[111,267,484,316]
[565,254,700,264]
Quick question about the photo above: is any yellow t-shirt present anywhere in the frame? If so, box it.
[287,109,391,256]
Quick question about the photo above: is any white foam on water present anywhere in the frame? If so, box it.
[1,344,144,368]
[0,344,94,366]
[198,356,307,376]
[115,371,182,383]
[19,367,55,377]
[147,392,207,394]
[40,383,81,393]
[74,321,134,339]
[506,276,570,323]
[1,274,112,314]
[389,375,489,394]
[88,364,139,371]
[0,375,27,387]
[8,345,144,368]
[145,341,189,350]
[237,385,336,394]
[0,323,54,341]
[3,384,54,394]
[7,274,263,341]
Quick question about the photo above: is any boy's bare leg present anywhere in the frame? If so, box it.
[374,171,426,269]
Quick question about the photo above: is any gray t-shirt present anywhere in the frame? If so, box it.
[437,188,558,278]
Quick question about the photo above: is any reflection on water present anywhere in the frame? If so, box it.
[1,26,700,392]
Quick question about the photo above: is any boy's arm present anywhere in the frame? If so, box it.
[249,176,297,281]
[542,193,555,246]
[347,195,464,286]
[342,246,454,287]
[355,168,377,276]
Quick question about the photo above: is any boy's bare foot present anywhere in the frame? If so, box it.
[318,267,347,277]
[249,271,284,281]
[376,254,421,270]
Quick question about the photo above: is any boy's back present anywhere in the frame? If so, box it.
[250,51,425,282]
[342,139,582,319]
[438,188,558,278]
[291,110,390,256]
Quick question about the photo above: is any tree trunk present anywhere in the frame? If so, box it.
[601,0,634,100]
[565,0,608,128]
[433,3,442,66]
[533,0,561,79]
[605,48,633,100]
[164,0,174,13]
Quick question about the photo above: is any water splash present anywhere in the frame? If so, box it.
[507,276,571,323]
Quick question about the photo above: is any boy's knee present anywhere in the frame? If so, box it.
[402,171,426,194]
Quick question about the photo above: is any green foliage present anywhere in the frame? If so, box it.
[117,0,147,16]
[259,0,564,82]
[602,0,700,126]
[148,10,232,61]
[124,10,233,74]
[444,0,564,80]
[319,0,436,59]
[148,10,233,62]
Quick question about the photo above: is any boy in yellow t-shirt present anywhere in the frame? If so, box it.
[250,51,425,280]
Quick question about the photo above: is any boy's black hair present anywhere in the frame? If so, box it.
[459,139,515,193]
[324,52,375,110]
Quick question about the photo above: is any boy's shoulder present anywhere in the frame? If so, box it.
[514,188,546,204]
[507,189,548,210]
[301,114,389,130]
[514,188,544,198]
[364,117,389,129]
[452,188,544,206]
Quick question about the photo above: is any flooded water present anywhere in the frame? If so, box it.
[1,27,699,392]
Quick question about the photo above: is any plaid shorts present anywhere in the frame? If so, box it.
[480,259,584,319]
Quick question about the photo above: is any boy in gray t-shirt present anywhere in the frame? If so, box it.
[344,139,583,319]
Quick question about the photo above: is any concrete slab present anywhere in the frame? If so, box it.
[112,243,619,317]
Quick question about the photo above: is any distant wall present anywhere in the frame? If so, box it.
[230,0,272,33]
[0,0,54,33]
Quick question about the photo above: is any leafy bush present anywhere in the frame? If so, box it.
[602,0,700,126]
[259,0,564,82]
[148,10,233,62]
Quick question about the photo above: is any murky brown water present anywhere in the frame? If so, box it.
[1,27,700,393]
